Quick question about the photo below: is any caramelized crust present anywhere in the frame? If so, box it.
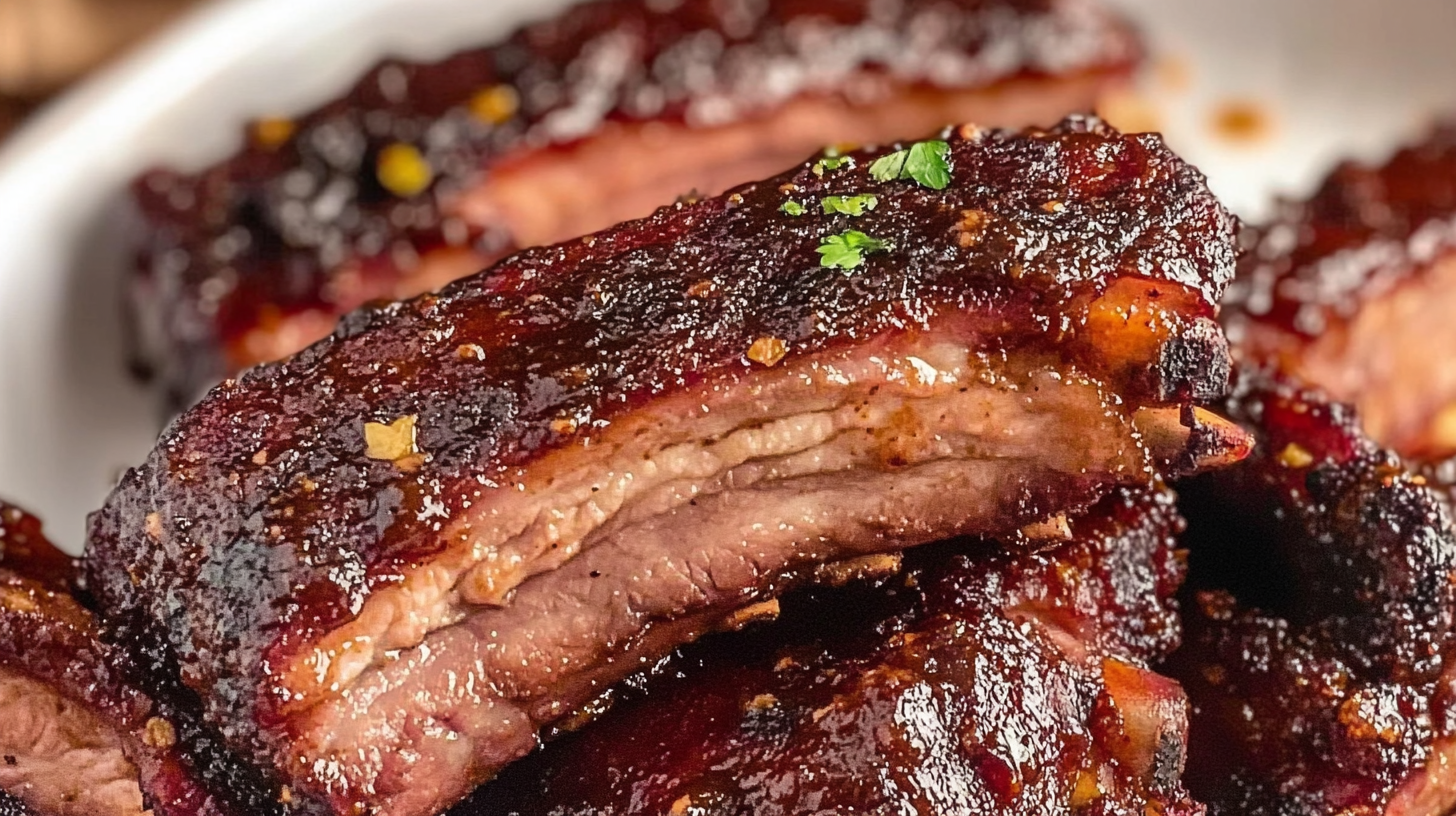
[89,118,1239,816]
[1226,126,1456,457]
[1171,374,1456,816]
[130,0,1141,404]
[461,486,1202,816]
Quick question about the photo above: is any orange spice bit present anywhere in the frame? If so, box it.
[745,693,779,712]
[143,717,177,749]
[747,336,788,367]
[365,415,421,468]
[1278,442,1314,469]
[456,343,485,361]
[1210,99,1274,145]
[669,795,693,816]
[377,143,435,198]
[145,512,163,542]
[957,123,986,141]
[686,279,718,298]
[956,209,989,248]
[1042,200,1066,214]
[278,787,294,805]
[469,84,520,125]
[1070,769,1103,808]
[0,587,36,614]
[550,417,579,435]
[1020,513,1072,542]
[251,117,297,150]
[252,449,269,466]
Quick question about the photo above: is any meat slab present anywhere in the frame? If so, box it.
[1226,125,1456,459]
[463,486,1202,816]
[130,0,1142,405]
[1171,375,1456,816]
[88,117,1243,816]
[0,500,266,816]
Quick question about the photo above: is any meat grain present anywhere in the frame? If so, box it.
[90,118,1243,816]
[465,486,1203,816]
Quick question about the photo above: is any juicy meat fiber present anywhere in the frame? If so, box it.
[1170,375,1456,816]
[0,504,149,816]
[465,486,1202,816]
[87,117,1242,816]
[1226,125,1456,458]
[130,0,1142,404]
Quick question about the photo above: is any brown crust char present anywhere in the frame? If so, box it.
[1225,126,1456,456]
[130,0,1141,404]
[90,117,1235,814]
[1228,126,1456,340]
[461,487,1200,816]
[1170,374,1456,815]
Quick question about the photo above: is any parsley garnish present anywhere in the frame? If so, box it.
[812,148,853,176]
[818,230,892,271]
[868,140,952,190]
[821,194,879,217]
[780,200,806,216]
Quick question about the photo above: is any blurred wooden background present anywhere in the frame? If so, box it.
[0,0,200,139]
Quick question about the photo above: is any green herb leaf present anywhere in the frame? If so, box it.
[821,194,879,217]
[868,150,908,183]
[812,155,851,176]
[780,200,807,216]
[817,230,892,271]
[868,140,952,190]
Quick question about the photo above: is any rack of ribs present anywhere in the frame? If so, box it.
[1225,125,1456,459]
[87,117,1247,816]
[460,485,1202,816]
[128,0,1142,406]
[1169,374,1456,816]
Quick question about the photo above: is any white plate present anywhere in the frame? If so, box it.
[0,0,1453,552]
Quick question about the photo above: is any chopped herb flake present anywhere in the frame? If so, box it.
[817,230,892,271]
[812,155,851,176]
[821,194,879,217]
[868,140,952,190]
[780,200,807,216]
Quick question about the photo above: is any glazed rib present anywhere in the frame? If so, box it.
[130,0,1141,405]
[1226,125,1456,458]
[463,486,1202,816]
[89,118,1242,816]
[1170,375,1456,816]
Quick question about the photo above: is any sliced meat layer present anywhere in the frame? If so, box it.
[130,0,1142,405]
[0,503,253,816]
[1170,375,1456,816]
[463,486,1202,816]
[0,504,152,816]
[1226,125,1456,458]
[88,118,1242,816]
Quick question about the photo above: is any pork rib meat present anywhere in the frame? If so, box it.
[1171,375,1456,816]
[130,0,1142,405]
[1226,125,1456,458]
[88,117,1244,816]
[465,486,1202,816]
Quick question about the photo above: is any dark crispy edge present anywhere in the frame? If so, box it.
[1225,123,1456,344]
[129,0,1141,404]
[90,116,1236,812]
[1171,371,1456,813]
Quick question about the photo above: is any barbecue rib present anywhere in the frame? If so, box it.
[130,0,1142,405]
[0,502,151,816]
[0,501,260,816]
[463,486,1202,816]
[1170,375,1456,816]
[89,117,1244,816]
[1226,126,1456,459]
